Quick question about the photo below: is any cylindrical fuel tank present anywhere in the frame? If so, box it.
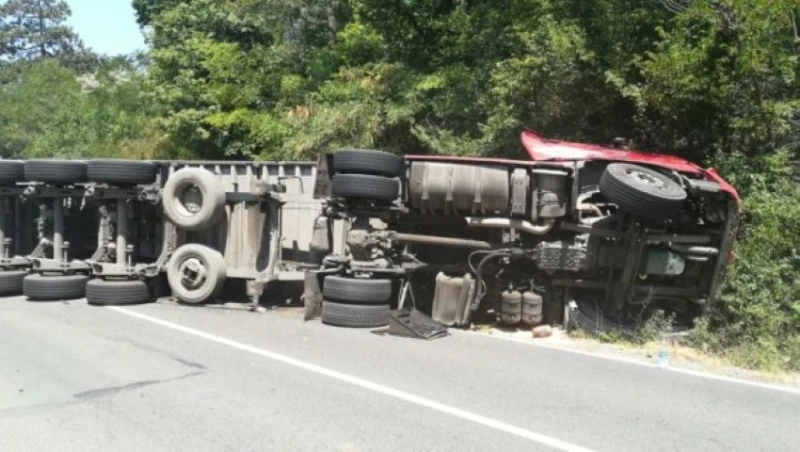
[500,290,522,325]
[409,162,509,215]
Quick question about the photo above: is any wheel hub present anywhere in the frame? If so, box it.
[626,169,666,190]
[179,258,207,290]
[180,185,203,214]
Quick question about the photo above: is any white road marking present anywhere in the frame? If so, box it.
[461,330,800,396]
[107,306,594,452]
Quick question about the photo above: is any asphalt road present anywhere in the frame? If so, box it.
[1,295,798,452]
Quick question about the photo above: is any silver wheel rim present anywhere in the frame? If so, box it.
[178,257,207,291]
[176,185,203,217]
[626,169,666,190]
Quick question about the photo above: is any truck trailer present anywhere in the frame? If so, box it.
[0,159,321,306]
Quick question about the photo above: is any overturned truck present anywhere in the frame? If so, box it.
[0,130,739,333]
[309,131,739,330]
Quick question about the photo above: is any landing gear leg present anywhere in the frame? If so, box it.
[246,280,265,312]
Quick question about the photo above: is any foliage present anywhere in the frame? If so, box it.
[138,0,636,159]
[0,58,164,159]
[625,0,800,162]
[691,151,800,371]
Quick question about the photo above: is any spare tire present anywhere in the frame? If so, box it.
[321,301,390,328]
[86,279,153,306]
[599,163,686,220]
[0,160,24,185]
[323,276,392,304]
[166,243,227,304]
[332,174,399,201]
[87,160,158,185]
[25,160,88,184]
[333,150,403,177]
[163,168,225,230]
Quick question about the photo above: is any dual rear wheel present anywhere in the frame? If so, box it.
[321,276,393,328]
[17,273,152,305]
[330,150,403,202]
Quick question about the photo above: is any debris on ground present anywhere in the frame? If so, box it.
[532,325,553,339]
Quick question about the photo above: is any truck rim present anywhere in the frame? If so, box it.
[179,257,208,291]
[177,185,204,216]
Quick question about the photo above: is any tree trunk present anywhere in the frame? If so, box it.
[38,0,46,58]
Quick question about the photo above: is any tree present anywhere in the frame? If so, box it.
[0,58,164,159]
[139,0,609,159]
[0,0,95,71]
[0,0,81,59]
[131,0,184,28]
[621,0,799,161]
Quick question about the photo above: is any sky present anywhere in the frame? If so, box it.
[66,0,146,56]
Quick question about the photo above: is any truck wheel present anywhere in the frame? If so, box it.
[0,270,26,295]
[323,276,392,304]
[167,244,226,304]
[332,174,399,201]
[321,301,390,328]
[23,274,89,301]
[24,160,88,184]
[599,163,686,220]
[86,279,153,306]
[333,150,403,177]
[0,160,24,185]
[87,160,158,185]
[163,168,225,230]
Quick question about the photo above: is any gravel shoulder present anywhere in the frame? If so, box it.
[472,325,800,389]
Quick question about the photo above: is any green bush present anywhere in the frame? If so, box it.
[692,151,800,372]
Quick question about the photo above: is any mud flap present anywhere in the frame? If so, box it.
[303,270,324,320]
[388,308,448,340]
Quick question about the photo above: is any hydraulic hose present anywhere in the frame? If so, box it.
[471,249,512,310]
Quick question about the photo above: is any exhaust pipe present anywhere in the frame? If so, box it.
[392,233,493,250]
[465,217,556,235]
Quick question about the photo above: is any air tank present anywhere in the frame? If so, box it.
[500,290,523,325]
[521,291,543,325]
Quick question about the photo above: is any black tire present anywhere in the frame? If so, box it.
[23,273,89,301]
[86,279,153,306]
[599,163,686,220]
[24,160,88,184]
[0,160,24,185]
[332,174,399,201]
[321,301,390,328]
[87,160,158,185]
[0,270,26,295]
[162,167,226,230]
[323,276,392,304]
[166,243,227,304]
[333,150,403,177]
